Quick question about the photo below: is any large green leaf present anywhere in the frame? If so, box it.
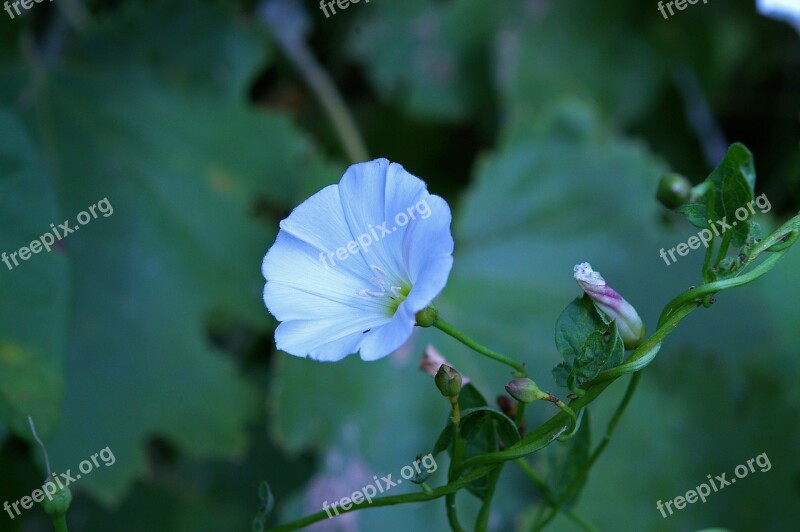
[0,0,337,499]
[19,63,339,502]
[0,111,67,440]
[74,0,271,100]
[346,0,505,121]
[500,1,665,128]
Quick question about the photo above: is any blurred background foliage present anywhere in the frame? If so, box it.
[0,0,797,530]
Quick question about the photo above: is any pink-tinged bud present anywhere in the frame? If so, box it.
[504,378,546,403]
[573,262,645,349]
[420,345,470,385]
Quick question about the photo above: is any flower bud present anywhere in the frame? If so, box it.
[573,262,645,349]
[656,173,692,209]
[40,476,72,516]
[434,364,462,398]
[420,345,470,385]
[504,378,547,403]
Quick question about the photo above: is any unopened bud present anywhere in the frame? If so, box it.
[504,377,547,403]
[656,173,692,209]
[41,476,72,516]
[574,262,645,349]
[420,345,470,384]
[434,364,462,398]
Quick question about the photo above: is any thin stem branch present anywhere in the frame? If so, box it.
[265,465,499,532]
[515,402,526,435]
[475,465,503,531]
[446,398,465,532]
[515,458,550,499]
[434,317,527,376]
[534,373,641,530]
[50,514,68,532]
[259,3,369,163]
[565,510,600,532]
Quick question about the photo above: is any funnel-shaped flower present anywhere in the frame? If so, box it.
[573,262,644,349]
[262,159,454,361]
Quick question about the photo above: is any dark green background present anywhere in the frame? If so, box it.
[0,0,798,530]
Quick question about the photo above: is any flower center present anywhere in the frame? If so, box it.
[356,265,410,315]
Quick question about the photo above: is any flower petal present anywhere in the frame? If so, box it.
[275,317,371,361]
[263,231,392,320]
[358,304,416,361]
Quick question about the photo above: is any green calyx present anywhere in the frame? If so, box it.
[415,305,438,327]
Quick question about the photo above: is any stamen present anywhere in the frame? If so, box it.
[356,289,386,298]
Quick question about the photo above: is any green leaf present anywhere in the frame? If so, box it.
[553,297,624,389]
[460,407,520,448]
[675,202,709,229]
[74,0,271,100]
[0,111,67,440]
[13,61,335,502]
[346,0,504,121]
[458,382,489,409]
[546,410,591,509]
[705,143,756,248]
[501,2,665,128]
[433,424,453,457]
[555,296,606,366]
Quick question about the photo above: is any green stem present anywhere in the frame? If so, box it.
[515,458,550,499]
[747,213,800,260]
[262,7,369,163]
[446,397,465,531]
[434,317,527,376]
[564,510,600,532]
[546,395,578,437]
[266,465,499,532]
[661,251,786,326]
[50,514,68,532]
[534,373,641,530]
[475,465,504,531]
[453,301,695,479]
[701,232,715,282]
[515,401,526,435]
[712,229,733,269]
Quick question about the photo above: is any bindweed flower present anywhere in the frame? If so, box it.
[420,345,470,385]
[573,262,645,349]
[262,159,454,361]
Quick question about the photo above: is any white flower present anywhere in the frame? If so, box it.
[262,159,454,361]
